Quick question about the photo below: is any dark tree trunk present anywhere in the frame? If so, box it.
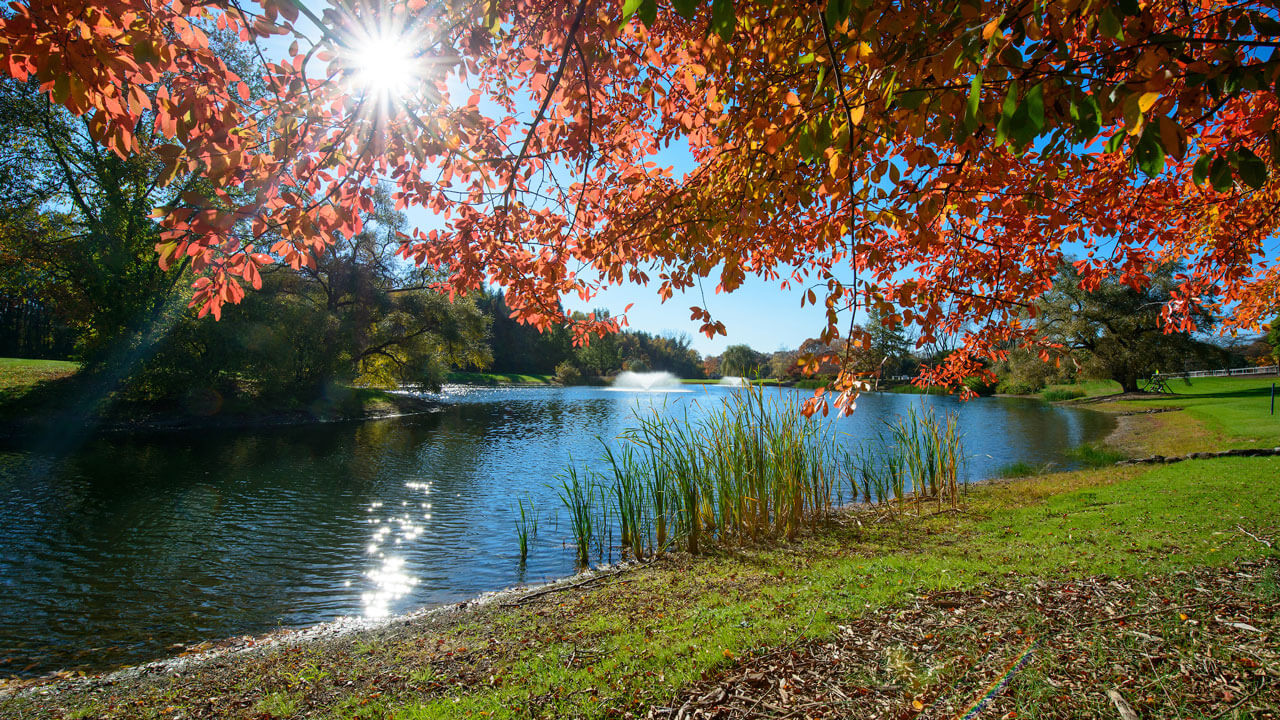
[1120,373,1140,393]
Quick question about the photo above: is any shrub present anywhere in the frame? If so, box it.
[996,380,1039,395]
[554,360,583,385]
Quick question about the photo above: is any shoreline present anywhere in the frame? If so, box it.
[0,560,645,698]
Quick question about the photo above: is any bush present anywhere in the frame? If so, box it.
[996,380,1039,395]
[554,360,583,385]
[963,376,998,396]
[1042,388,1086,401]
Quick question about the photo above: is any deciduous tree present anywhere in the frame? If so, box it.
[5,0,1280,412]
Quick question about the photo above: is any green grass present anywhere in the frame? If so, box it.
[1102,376,1280,448]
[0,357,78,397]
[1041,388,1085,401]
[445,371,553,385]
[1064,442,1128,467]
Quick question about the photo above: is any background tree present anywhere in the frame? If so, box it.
[1038,265,1226,393]
[767,349,799,380]
[1266,318,1280,367]
[476,291,574,374]
[864,306,913,377]
[719,344,765,378]
[133,191,492,401]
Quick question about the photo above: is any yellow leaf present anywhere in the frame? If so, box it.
[1138,91,1161,113]
[912,699,925,711]
[722,649,735,659]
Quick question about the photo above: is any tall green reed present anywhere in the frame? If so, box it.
[514,497,536,562]
[841,405,964,514]
[555,390,966,568]
[555,465,594,568]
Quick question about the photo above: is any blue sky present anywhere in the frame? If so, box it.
[562,274,831,356]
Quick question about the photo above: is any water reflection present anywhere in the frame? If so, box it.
[0,386,1111,677]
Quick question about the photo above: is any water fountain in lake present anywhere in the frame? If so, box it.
[718,376,749,387]
[611,371,684,391]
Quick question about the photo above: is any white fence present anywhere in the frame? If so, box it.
[1165,365,1278,379]
[885,366,1278,382]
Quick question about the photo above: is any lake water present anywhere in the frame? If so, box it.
[0,385,1111,677]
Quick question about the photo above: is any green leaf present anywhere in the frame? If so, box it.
[1192,152,1213,186]
[1104,129,1127,154]
[711,0,735,41]
[672,0,697,19]
[964,71,982,132]
[899,89,927,110]
[1025,83,1044,131]
[1234,147,1268,189]
[1068,93,1101,140]
[1113,0,1141,16]
[1098,6,1124,40]
[1134,130,1165,177]
[638,0,657,26]
[622,0,644,22]
[52,73,70,104]
[797,127,816,161]
[999,83,1045,148]
[1001,80,1020,120]
[1210,155,1233,192]
[962,72,983,119]
[825,0,853,29]
[810,65,827,102]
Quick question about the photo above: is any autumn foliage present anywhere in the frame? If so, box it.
[3,0,1279,410]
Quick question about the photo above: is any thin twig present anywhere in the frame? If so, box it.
[1236,524,1274,549]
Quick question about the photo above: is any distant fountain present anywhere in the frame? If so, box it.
[612,371,683,391]
[718,376,749,387]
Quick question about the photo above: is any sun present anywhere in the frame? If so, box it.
[347,33,418,102]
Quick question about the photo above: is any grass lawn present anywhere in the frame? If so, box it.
[1092,375,1280,449]
[7,380,1277,719]
[445,371,554,385]
[0,357,78,397]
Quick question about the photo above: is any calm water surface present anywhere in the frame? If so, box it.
[0,386,1111,676]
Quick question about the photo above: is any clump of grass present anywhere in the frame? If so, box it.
[551,390,968,567]
[1066,443,1127,467]
[843,406,965,514]
[514,497,537,562]
[555,465,594,568]
[1042,388,1086,401]
[554,385,840,563]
